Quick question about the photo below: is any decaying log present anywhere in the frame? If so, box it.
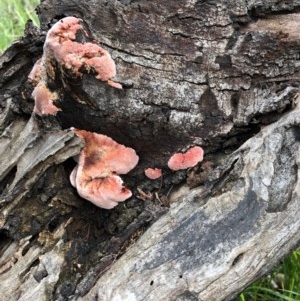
[0,0,300,300]
[79,99,300,301]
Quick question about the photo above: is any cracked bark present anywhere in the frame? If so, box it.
[0,0,300,300]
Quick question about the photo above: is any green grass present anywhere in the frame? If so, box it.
[0,0,40,52]
[1,1,300,300]
[236,248,300,301]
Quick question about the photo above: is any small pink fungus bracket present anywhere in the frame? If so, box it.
[144,168,162,180]
[167,146,204,171]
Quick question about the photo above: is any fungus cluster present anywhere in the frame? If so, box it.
[28,17,206,209]
[144,146,204,180]
[70,129,139,209]
[70,131,204,208]
[28,16,121,115]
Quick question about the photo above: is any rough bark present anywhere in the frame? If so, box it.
[0,0,300,300]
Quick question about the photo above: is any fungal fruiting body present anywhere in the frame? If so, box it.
[31,82,60,115]
[44,18,121,86]
[144,168,162,180]
[168,146,204,171]
[28,16,122,116]
[70,129,139,209]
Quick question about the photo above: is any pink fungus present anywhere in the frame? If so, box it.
[28,17,122,116]
[32,82,60,115]
[144,168,162,180]
[44,17,121,88]
[167,146,204,171]
[28,58,42,84]
[70,129,139,209]
[45,16,83,44]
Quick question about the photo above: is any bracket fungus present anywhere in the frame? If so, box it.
[167,146,204,171]
[144,168,162,180]
[70,129,139,209]
[31,82,60,115]
[26,16,206,209]
[28,16,122,115]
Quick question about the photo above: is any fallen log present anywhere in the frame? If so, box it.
[0,0,300,300]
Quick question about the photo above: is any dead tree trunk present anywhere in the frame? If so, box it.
[1,0,300,300]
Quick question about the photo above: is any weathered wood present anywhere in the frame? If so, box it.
[79,99,300,301]
[0,0,300,300]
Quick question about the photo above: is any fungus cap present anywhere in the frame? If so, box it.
[45,17,121,87]
[46,16,83,44]
[73,129,139,177]
[144,168,162,180]
[70,129,139,209]
[168,146,204,171]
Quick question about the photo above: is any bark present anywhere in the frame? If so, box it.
[0,0,300,300]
